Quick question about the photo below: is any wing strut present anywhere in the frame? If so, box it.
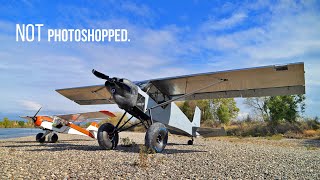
[149,78,228,110]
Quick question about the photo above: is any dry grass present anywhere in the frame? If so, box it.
[132,145,156,168]
[121,137,136,147]
[266,134,283,141]
[226,119,320,139]
[303,130,320,137]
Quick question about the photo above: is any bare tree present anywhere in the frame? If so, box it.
[244,97,269,121]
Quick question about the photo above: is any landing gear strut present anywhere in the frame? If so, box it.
[97,110,147,149]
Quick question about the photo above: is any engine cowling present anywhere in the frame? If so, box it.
[106,78,139,110]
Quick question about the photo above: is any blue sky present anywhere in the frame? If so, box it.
[0,0,319,120]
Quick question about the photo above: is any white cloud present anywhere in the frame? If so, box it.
[19,100,42,111]
[1,0,320,118]
[120,1,153,18]
[202,12,247,31]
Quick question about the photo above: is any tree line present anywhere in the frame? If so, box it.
[0,117,34,128]
[177,94,308,126]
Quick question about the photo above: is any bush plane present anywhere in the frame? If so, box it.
[56,62,305,153]
[21,109,116,143]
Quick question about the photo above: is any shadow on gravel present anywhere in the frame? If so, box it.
[300,139,320,148]
[167,142,205,146]
[117,144,207,154]
[23,143,102,151]
[0,139,93,144]
[0,140,36,144]
[3,142,207,154]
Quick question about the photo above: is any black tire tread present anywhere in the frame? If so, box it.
[36,133,45,143]
[145,122,168,153]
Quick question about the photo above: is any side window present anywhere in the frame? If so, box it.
[136,93,145,111]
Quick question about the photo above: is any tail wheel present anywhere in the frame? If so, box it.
[187,139,193,145]
[145,122,168,153]
[48,133,58,143]
[36,133,46,143]
[97,123,119,150]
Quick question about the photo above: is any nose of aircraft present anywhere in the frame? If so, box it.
[34,116,42,127]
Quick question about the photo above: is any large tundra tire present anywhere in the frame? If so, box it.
[36,133,46,143]
[97,123,119,150]
[48,133,58,143]
[145,122,168,153]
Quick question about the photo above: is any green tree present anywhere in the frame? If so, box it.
[196,100,213,122]
[181,101,193,120]
[245,95,305,125]
[217,103,231,124]
[2,117,12,128]
[212,98,239,124]
[18,121,25,127]
[178,100,213,122]
[266,95,305,125]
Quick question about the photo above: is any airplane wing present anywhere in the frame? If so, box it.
[56,62,305,105]
[20,116,34,121]
[141,62,305,101]
[56,85,114,105]
[56,110,116,122]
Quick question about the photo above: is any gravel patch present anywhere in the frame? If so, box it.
[0,132,319,179]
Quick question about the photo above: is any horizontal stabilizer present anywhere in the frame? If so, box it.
[197,127,226,137]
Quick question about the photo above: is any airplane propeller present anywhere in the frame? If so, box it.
[27,107,42,123]
[92,69,111,81]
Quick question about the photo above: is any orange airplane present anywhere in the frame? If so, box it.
[21,108,116,143]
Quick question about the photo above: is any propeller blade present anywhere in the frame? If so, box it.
[32,107,42,122]
[92,69,110,80]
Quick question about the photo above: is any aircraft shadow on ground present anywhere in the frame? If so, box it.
[3,141,207,154]
[167,142,205,146]
[300,139,320,148]
[0,139,93,144]
[117,143,207,154]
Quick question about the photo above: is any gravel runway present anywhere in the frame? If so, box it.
[0,132,319,179]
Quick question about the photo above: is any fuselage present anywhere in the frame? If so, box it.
[105,78,200,136]
[34,116,99,138]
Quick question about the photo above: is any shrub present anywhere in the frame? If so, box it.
[121,137,136,147]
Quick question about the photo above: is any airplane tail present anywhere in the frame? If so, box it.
[192,106,201,128]
[191,106,201,136]
[86,122,99,131]
[86,122,99,139]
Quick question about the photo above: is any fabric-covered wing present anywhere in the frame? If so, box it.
[57,110,116,122]
[56,85,114,105]
[20,116,34,121]
[146,62,305,101]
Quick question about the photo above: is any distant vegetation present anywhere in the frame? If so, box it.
[2,95,319,139]
[0,117,34,128]
[177,95,320,139]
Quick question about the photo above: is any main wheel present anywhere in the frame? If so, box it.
[145,122,168,153]
[36,133,46,143]
[48,133,58,143]
[97,123,119,150]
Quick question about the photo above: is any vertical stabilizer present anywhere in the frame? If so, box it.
[192,106,201,128]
